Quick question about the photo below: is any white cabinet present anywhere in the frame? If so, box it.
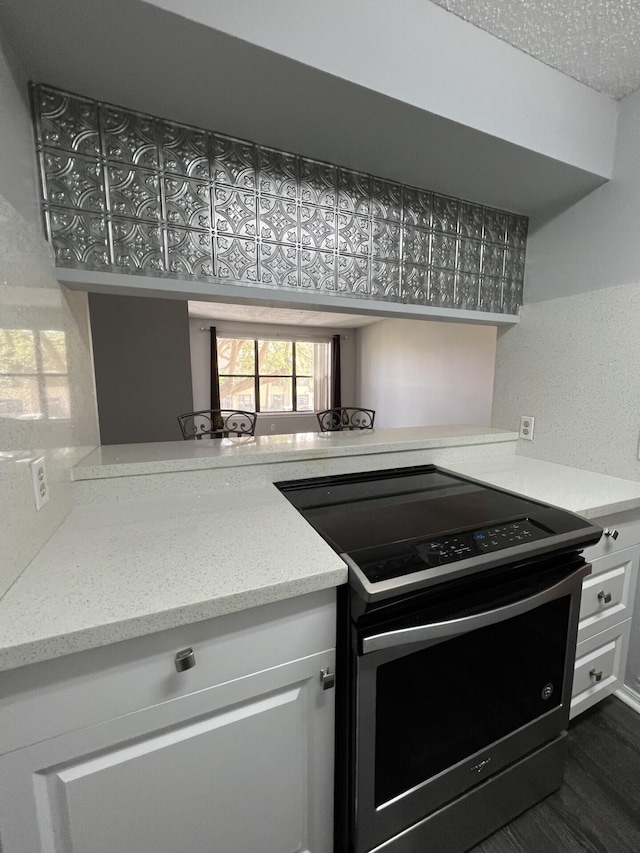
[570,512,640,719]
[0,589,336,853]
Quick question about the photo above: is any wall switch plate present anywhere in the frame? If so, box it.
[519,416,535,440]
[30,456,50,511]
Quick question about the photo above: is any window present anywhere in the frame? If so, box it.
[0,328,70,420]
[217,337,331,413]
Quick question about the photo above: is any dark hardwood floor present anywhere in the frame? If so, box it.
[470,697,640,853]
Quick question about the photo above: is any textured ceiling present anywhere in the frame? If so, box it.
[188,303,381,329]
[430,0,640,99]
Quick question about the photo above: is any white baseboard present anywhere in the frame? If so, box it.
[615,685,640,715]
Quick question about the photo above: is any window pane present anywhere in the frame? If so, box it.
[260,377,292,411]
[0,375,41,418]
[0,329,37,374]
[217,338,255,375]
[41,330,68,374]
[258,340,292,376]
[219,376,255,410]
[45,376,70,419]
[296,376,313,411]
[295,341,314,375]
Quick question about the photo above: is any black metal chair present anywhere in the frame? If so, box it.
[316,407,375,432]
[177,409,257,440]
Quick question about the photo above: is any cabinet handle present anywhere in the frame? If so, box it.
[175,648,196,672]
[597,590,612,604]
[320,668,335,690]
[604,528,619,540]
[589,668,603,682]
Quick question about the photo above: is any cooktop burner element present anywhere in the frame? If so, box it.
[276,464,602,602]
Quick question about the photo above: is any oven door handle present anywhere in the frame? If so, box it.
[361,563,588,655]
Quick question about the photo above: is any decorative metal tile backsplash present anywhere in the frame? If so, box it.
[31,84,528,314]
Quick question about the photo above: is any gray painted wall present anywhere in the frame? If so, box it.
[491,87,640,700]
[89,294,193,444]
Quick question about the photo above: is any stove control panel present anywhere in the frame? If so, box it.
[416,519,549,567]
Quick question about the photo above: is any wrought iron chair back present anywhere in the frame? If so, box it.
[316,407,375,432]
[177,409,257,440]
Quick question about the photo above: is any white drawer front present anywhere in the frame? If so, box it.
[578,546,639,642]
[582,511,640,561]
[570,620,631,719]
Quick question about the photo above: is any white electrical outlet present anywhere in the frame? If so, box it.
[519,416,535,441]
[30,456,50,511]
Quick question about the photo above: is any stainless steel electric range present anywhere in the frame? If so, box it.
[276,464,602,853]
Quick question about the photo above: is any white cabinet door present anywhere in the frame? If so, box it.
[0,649,335,853]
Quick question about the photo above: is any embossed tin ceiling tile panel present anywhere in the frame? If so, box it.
[259,242,298,288]
[337,212,370,257]
[371,219,401,261]
[337,254,370,295]
[300,248,337,290]
[484,208,509,244]
[42,151,105,213]
[338,169,371,216]
[371,178,402,222]
[458,238,482,274]
[47,206,109,268]
[432,195,460,234]
[459,202,484,240]
[100,106,159,170]
[258,196,298,245]
[430,269,456,307]
[431,232,458,270]
[455,273,481,310]
[299,158,338,208]
[403,226,431,266]
[213,186,257,238]
[503,279,524,315]
[403,187,433,229]
[215,235,258,283]
[213,135,256,190]
[163,176,211,230]
[106,165,161,222]
[299,206,336,252]
[402,263,430,304]
[111,218,165,273]
[34,86,99,157]
[479,276,503,314]
[482,242,505,278]
[508,214,528,249]
[505,247,526,282]
[257,146,297,200]
[161,122,210,180]
[167,227,214,278]
[371,259,402,301]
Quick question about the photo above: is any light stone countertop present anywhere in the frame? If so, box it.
[0,483,347,672]
[72,425,519,480]
[3,428,640,673]
[443,455,640,519]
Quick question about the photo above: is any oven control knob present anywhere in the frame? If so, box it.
[604,528,619,540]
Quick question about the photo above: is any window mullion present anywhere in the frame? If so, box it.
[292,341,297,413]
[254,340,260,412]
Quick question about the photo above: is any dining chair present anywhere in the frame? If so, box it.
[316,407,375,432]
[177,409,257,439]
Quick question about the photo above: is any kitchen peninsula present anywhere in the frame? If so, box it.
[2,425,640,853]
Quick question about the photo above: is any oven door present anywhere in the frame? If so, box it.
[351,558,589,853]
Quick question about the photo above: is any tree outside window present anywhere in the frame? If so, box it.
[217,337,330,413]
[0,328,69,420]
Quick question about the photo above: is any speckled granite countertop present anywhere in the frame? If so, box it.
[443,456,640,519]
[3,428,640,673]
[0,484,346,671]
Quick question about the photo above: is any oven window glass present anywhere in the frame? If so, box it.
[374,595,570,806]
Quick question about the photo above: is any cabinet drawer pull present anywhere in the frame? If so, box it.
[175,648,196,672]
[597,590,612,604]
[603,528,619,540]
[589,668,603,682]
[320,668,335,690]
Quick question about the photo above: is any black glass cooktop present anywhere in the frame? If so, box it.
[276,465,600,587]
